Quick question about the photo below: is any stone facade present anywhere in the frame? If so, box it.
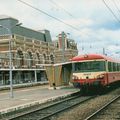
[54,32,78,63]
[0,16,78,85]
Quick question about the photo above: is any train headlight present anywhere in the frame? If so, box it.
[97,74,104,79]
[72,75,79,80]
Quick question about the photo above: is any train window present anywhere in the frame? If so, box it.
[108,62,110,71]
[108,62,113,72]
[119,63,120,71]
[108,62,119,72]
[113,63,115,71]
[74,61,105,72]
[115,63,117,71]
[117,63,119,71]
[118,63,120,71]
[113,63,117,71]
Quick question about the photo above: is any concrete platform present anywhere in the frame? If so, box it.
[0,81,49,91]
[0,85,79,115]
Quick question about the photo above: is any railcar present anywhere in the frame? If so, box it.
[71,54,120,92]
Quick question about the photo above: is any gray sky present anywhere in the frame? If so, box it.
[0,0,120,57]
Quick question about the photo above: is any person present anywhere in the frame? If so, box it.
[52,83,56,90]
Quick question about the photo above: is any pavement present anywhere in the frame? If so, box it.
[0,85,79,115]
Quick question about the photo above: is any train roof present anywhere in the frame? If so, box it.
[71,54,116,62]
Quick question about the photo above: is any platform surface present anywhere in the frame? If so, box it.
[0,85,79,114]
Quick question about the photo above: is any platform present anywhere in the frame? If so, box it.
[0,85,79,115]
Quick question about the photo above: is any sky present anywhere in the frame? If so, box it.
[0,0,120,58]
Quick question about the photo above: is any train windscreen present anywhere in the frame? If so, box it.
[73,61,106,72]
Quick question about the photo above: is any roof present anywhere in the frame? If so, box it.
[0,15,52,42]
[54,62,72,66]
[71,54,114,62]
[0,15,17,20]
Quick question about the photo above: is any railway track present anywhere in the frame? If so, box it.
[85,94,120,120]
[5,94,96,120]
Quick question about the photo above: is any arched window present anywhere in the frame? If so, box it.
[43,53,46,64]
[16,50,24,68]
[26,51,33,68]
[35,52,40,64]
[50,54,54,64]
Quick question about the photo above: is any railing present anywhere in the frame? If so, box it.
[0,35,10,39]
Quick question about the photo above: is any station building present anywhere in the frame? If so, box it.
[0,15,78,86]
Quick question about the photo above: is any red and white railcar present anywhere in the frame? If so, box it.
[71,54,120,90]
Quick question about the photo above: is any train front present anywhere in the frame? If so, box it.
[72,60,107,89]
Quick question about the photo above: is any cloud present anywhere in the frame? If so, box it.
[0,0,119,58]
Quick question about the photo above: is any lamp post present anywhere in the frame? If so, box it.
[0,23,22,98]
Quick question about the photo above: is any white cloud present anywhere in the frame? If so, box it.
[0,0,120,57]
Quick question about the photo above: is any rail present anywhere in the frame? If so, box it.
[85,94,120,120]
[6,94,96,120]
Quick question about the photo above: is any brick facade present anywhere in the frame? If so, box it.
[0,16,78,85]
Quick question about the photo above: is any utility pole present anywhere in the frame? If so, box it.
[0,23,22,98]
[103,48,105,55]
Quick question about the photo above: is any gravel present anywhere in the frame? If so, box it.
[51,88,120,120]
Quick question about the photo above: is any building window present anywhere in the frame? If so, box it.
[50,54,54,64]
[26,51,33,68]
[35,52,40,64]
[16,50,24,68]
[43,53,46,64]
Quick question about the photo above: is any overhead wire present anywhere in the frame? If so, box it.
[49,0,74,18]
[17,0,104,42]
[112,0,120,14]
[116,0,120,6]
[48,0,108,47]
[17,0,119,55]
[102,0,120,23]
[17,0,80,31]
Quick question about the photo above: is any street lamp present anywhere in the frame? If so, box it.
[0,23,22,98]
